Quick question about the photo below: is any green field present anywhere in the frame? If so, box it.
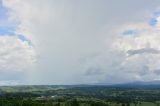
[0,85,160,106]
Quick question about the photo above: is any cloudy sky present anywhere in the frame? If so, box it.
[1,0,160,85]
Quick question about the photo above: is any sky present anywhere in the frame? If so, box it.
[1,0,160,85]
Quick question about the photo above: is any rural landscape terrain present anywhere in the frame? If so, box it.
[0,82,160,106]
[1,0,160,106]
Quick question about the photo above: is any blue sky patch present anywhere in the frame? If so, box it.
[0,1,9,20]
[122,30,138,37]
[149,11,160,26]
[0,1,17,36]
[0,1,32,45]
[154,11,160,17]
[17,35,32,45]
[149,18,157,26]
[0,26,16,36]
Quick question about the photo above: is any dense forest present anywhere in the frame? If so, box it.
[0,85,160,106]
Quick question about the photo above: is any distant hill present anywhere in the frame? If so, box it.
[1,80,160,93]
[110,80,160,88]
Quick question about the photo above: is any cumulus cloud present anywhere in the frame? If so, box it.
[81,9,160,84]
[0,1,36,73]
[2,0,160,84]
[0,35,36,71]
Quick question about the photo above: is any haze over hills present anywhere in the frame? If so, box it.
[87,80,160,88]
[1,80,160,90]
[126,80,160,85]
[109,80,160,88]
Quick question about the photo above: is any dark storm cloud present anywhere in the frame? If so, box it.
[127,48,160,55]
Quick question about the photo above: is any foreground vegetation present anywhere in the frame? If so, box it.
[0,85,160,106]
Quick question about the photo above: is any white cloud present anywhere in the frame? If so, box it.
[0,35,36,71]
[0,0,37,73]
[2,0,160,84]
[79,11,160,84]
